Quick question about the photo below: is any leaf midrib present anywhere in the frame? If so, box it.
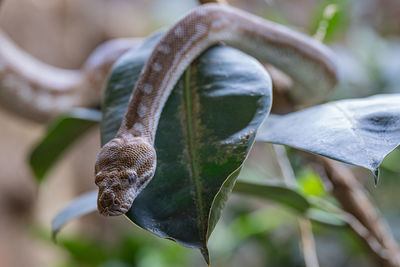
[183,68,206,241]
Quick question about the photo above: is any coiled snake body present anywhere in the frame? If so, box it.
[0,29,142,122]
[94,4,338,216]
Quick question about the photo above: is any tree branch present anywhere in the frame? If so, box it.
[321,158,400,267]
[298,217,320,267]
[273,145,320,267]
[198,0,228,5]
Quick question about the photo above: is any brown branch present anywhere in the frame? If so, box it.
[274,145,320,267]
[198,0,228,5]
[299,217,320,267]
[321,158,400,267]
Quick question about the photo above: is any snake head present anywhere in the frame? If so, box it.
[94,136,156,216]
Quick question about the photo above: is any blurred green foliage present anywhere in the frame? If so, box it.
[297,169,326,197]
[309,0,350,42]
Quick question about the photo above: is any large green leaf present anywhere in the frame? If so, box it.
[101,32,272,262]
[256,94,400,183]
[29,108,101,182]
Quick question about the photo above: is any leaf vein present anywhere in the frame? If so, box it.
[183,68,206,241]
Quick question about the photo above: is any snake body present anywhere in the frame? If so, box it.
[0,29,141,121]
[94,4,338,216]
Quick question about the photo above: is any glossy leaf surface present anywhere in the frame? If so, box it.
[257,94,400,182]
[101,32,272,261]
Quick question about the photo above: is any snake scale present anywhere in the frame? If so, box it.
[94,4,338,216]
[0,3,338,216]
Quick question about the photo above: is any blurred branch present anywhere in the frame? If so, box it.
[298,217,320,267]
[198,0,228,4]
[273,145,320,267]
[273,144,296,186]
[321,157,400,267]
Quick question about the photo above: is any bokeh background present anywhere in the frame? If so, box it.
[1,0,400,266]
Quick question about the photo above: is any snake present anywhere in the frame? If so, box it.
[93,3,338,216]
[0,28,142,122]
[0,2,338,216]
[0,0,223,122]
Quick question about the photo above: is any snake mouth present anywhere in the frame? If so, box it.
[99,203,131,216]
[100,208,121,216]
[98,191,131,216]
[100,207,127,216]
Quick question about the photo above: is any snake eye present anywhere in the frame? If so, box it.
[128,173,136,185]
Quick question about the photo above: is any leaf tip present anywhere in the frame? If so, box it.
[28,155,45,184]
[51,229,59,244]
[200,247,210,266]
[373,168,380,186]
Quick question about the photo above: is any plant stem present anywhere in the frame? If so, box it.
[321,157,400,267]
[198,0,228,4]
[273,144,320,267]
[298,217,320,267]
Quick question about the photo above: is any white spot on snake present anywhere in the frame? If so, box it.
[137,103,147,118]
[211,18,230,28]
[148,22,210,134]
[148,23,213,135]
[133,122,144,134]
[174,25,184,37]
[196,8,207,16]
[142,83,153,94]
[152,62,162,72]
[157,44,171,55]
[195,23,208,33]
